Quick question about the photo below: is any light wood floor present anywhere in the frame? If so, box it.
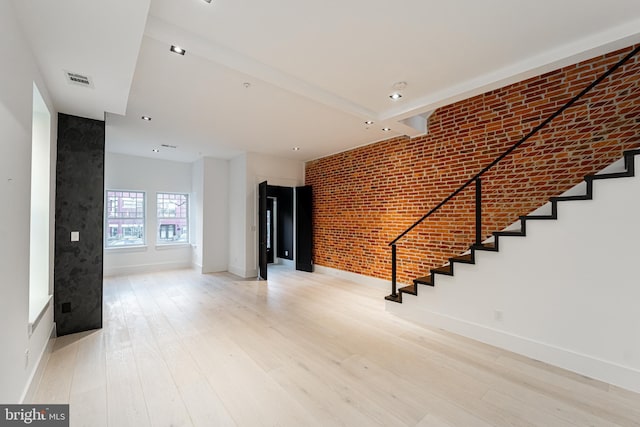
[32,266,640,426]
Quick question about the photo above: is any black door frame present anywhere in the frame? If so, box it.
[258,181,268,280]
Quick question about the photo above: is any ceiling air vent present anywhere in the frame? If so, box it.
[64,70,94,88]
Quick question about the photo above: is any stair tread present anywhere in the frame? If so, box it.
[432,265,453,275]
[451,253,473,263]
[399,284,417,295]
[551,194,591,202]
[414,275,434,286]
[587,171,632,180]
[473,242,497,251]
[494,230,524,236]
[524,214,555,220]
[385,294,402,303]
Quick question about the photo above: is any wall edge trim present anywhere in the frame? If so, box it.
[20,322,56,403]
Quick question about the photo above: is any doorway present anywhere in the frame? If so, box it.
[258,182,312,280]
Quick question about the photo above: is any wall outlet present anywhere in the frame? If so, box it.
[71,231,80,242]
[285,250,289,256]
[494,310,503,322]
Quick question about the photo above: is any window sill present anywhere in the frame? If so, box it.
[155,243,191,250]
[105,245,148,253]
[29,295,52,337]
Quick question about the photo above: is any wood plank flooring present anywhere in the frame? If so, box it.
[31,266,640,426]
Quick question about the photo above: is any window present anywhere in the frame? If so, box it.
[105,190,145,247]
[157,193,189,244]
[29,82,52,326]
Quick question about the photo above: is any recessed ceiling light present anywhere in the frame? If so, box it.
[170,45,186,55]
[152,149,159,153]
[365,120,374,125]
[141,116,152,121]
[292,147,300,151]
[203,0,212,3]
[389,93,402,100]
[382,127,391,132]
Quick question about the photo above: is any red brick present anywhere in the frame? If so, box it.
[305,45,640,285]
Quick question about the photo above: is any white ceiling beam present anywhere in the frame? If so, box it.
[144,15,378,121]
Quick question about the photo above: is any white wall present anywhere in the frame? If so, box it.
[228,155,247,276]
[105,150,289,278]
[387,155,640,392]
[191,157,229,273]
[104,152,193,275]
[0,1,57,402]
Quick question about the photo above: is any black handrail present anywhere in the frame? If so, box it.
[387,44,640,299]
[390,44,640,247]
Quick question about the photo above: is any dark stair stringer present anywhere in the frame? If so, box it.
[387,149,640,303]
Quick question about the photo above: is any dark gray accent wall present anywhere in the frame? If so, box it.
[54,113,105,336]
[295,185,313,272]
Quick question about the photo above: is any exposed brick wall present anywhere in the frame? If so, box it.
[305,45,640,286]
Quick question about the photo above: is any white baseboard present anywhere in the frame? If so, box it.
[386,303,640,394]
[21,322,56,403]
[314,264,392,292]
[227,265,243,277]
[228,265,258,279]
[103,261,192,277]
[201,265,229,274]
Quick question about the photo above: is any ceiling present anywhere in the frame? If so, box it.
[12,0,640,162]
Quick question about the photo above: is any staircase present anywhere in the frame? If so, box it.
[385,148,640,303]
[384,44,640,304]
[380,45,640,393]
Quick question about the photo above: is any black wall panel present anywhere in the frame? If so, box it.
[54,113,105,336]
[295,185,313,272]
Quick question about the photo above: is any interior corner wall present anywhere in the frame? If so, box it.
[104,152,193,276]
[305,43,640,285]
[228,154,248,276]
[191,157,229,274]
[54,113,105,337]
[201,157,229,273]
[0,1,57,403]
